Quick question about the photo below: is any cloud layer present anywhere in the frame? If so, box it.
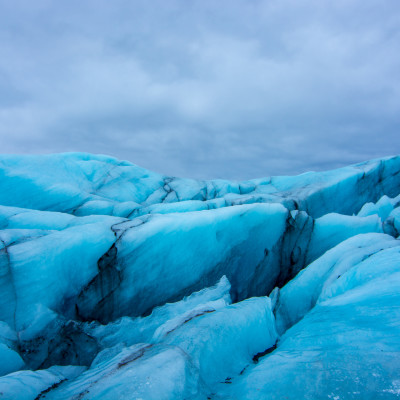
[0,0,399,179]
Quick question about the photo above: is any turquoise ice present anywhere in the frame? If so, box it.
[0,153,400,399]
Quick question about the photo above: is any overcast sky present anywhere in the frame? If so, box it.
[0,0,399,179]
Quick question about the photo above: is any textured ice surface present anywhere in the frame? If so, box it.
[275,233,400,334]
[0,365,86,400]
[42,344,206,400]
[1,153,400,217]
[0,320,24,376]
[225,237,400,400]
[1,153,400,399]
[85,275,231,349]
[162,296,277,387]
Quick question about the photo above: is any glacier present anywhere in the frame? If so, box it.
[0,152,400,399]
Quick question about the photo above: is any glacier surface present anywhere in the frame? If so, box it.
[0,153,400,399]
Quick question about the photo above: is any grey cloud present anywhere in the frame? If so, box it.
[0,0,399,179]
